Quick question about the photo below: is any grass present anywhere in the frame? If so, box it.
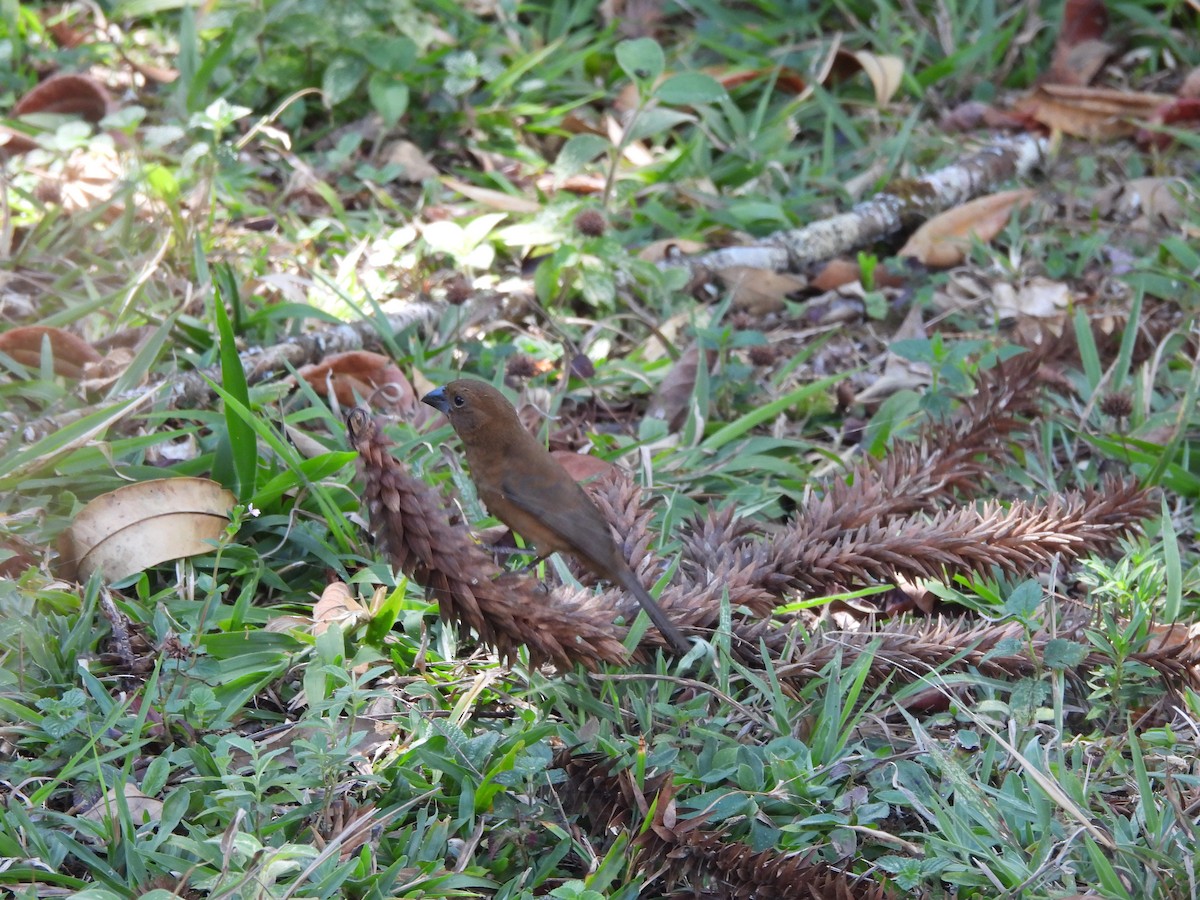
[2,0,1200,897]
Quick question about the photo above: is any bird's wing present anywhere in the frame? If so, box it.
[499,469,615,559]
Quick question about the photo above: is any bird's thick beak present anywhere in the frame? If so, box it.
[421,385,450,414]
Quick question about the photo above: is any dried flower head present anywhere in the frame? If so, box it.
[1100,392,1133,420]
[573,209,607,237]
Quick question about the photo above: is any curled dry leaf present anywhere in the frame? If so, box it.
[993,277,1071,321]
[58,477,235,582]
[313,582,369,635]
[380,140,439,183]
[831,49,905,106]
[551,449,621,484]
[441,176,541,213]
[712,66,808,95]
[645,343,715,433]
[1181,67,1200,99]
[12,73,112,121]
[716,266,807,313]
[297,350,417,414]
[1014,85,1174,139]
[80,347,138,394]
[1139,98,1200,149]
[899,188,1037,268]
[0,325,102,378]
[81,785,163,826]
[1095,177,1194,228]
[1044,0,1111,87]
[637,238,707,262]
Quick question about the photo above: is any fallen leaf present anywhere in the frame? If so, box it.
[0,325,102,377]
[856,302,930,402]
[716,266,808,313]
[551,450,621,483]
[441,176,541,213]
[831,49,904,106]
[899,188,1037,268]
[1181,66,1200,99]
[809,258,907,292]
[81,785,163,827]
[645,343,715,433]
[637,238,707,262]
[711,67,809,95]
[59,477,235,582]
[1044,0,1111,86]
[313,582,369,635]
[1014,85,1173,139]
[80,347,137,394]
[381,140,438,182]
[297,350,417,413]
[940,100,1029,132]
[1095,176,1193,228]
[13,73,111,121]
[1138,97,1200,149]
[993,277,1071,321]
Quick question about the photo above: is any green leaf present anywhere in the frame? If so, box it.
[368,73,409,127]
[701,374,848,452]
[1001,579,1042,621]
[554,133,611,176]
[212,265,257,501]
[654,72,727,106]
[1162,497,1182,621]
[323,54,367,107]
[1043,638,1088,669]
[625,107,695,143]
[615,37,664,88]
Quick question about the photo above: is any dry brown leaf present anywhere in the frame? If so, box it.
[899,188,1037,268]
[1139,98,1200,149]
[441,176,541,213]
[839,49,904,106]
[1095,177,1194,228]
[313,582,369,635]
[0,325,102,378]
[59,477,235,582]
[297,350,417,413]
[1014,85,1173,139]
[637,238,707,262]
[80,347,138,394]
[550,450,621,484]
[710,66,809,96]
[533,172,607,195]
[993,277,1071,321]
[81,785,163,827]
[716,266,807,313]
[13,73,111,121]
[1044,0,1111,86]
[645,344,715,433]
[940,100,1030,132]
[381,140,438,182]
[1181,66,1200,99]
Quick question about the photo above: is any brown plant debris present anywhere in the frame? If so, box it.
[349,351,1155,669]
[555,749,895,899]
[346,408,628,669]
[825,352,1046,525]
[777,615,1200,693]
[771,478,1155,597]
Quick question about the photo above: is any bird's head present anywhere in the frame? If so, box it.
[421,378,521,443]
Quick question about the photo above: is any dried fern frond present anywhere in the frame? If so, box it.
[347,409,628,669]
[772,478,1155,596]
[555,749,895,899]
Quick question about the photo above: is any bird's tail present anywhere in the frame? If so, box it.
[616,567,691,655]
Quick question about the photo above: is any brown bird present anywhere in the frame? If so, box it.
[422,379,691,655]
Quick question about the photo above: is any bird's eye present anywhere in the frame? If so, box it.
[453,394,465,408]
